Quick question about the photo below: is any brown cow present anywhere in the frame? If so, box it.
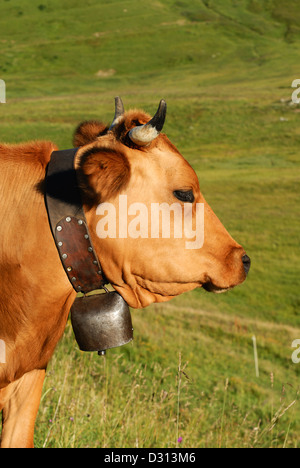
[0,98,250,448]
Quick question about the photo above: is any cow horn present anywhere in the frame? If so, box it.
[129,99,167,147]
[109,96,125,130]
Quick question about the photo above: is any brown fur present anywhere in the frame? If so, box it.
[77,145,131,204]
[73,120,108,147]
[0,141,76,447]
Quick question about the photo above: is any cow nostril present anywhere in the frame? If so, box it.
[242,254,251,275]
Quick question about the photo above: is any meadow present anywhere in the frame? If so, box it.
[0,0,300,448]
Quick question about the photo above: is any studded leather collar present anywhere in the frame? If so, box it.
[45,148,107,293]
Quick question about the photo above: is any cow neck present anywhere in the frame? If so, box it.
[45,148,107,294]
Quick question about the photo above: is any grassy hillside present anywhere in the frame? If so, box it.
[0,0,300,448]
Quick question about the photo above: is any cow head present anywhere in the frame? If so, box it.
[73,98,250,309]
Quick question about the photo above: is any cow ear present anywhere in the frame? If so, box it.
[73,121,108,147]
[77,147,131,204]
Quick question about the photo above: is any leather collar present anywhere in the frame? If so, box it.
[45,148,107,293]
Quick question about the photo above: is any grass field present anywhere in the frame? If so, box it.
[0,0,300,448]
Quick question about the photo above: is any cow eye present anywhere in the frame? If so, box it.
[173,190,195,203]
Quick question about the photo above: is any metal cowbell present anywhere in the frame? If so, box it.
[71,291,133,354]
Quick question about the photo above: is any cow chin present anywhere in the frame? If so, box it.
[202,282,233,294]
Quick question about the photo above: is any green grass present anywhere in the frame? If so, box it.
[0,0,300,448]
[37,306,300,448]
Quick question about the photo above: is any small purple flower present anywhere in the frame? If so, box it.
[177,437,183,444]
[70,417,74,422]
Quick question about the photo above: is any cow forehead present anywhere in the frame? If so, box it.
[124,139,200,193]
[123,109,151,126]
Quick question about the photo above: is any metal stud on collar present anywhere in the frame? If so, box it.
[54,216,107,293]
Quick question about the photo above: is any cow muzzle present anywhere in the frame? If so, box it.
[242,254,251,276]
[71,291,133,355]
[203,250,251,293]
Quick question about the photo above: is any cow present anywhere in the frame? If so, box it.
[0,98,250,448]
